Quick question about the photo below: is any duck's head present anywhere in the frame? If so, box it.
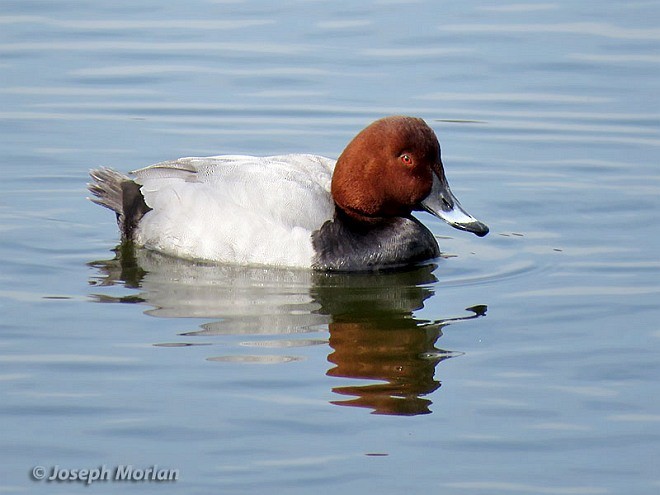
[331,116,489,236]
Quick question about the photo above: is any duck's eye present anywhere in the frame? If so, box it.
[401,154,413,166]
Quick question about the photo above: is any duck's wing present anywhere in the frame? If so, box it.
[131,154,335,182]
[131,158,199,180]
[132,154,336,232]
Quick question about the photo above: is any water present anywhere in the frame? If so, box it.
[2,1,660,493]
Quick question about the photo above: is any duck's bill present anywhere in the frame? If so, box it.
[420,171,489,237]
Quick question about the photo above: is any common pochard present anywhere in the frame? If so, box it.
[89,116,488,271]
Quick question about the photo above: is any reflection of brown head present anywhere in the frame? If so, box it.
[313,266,486,416]
[327,322,449,416]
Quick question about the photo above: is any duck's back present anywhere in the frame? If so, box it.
[132,154,336,267]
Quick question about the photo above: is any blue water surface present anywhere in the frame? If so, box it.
[1,1,660,494]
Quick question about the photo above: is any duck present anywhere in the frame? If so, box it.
[88,116,488,271]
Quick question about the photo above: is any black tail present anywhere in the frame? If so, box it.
[88,167,151,241]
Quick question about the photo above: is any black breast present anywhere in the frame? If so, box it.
[311,209,440,271]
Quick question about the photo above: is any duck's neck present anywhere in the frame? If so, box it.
[311,206,440,271]
[335,204,389,225]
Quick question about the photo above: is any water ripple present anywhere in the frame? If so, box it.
[0,41,308,55]
[441,22,660,41]
[0,15,275,30]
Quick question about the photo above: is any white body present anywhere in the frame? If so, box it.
[132,154,337,268]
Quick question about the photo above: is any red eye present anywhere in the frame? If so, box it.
[401,154,413,165]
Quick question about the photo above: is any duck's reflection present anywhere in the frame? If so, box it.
[310,271,485,415]
[89,245,486,416]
